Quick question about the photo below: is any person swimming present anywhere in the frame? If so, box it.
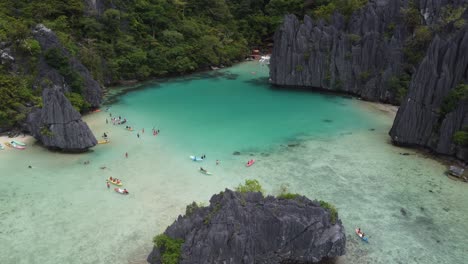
[200,167,206,172]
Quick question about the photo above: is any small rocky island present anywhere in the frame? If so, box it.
[148,184,346,264]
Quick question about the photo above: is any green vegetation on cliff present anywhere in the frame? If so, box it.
[0,0,314,129]
[440,84,468,116]
[236,179,264,194]
[153,234,184,264]
[453,130,468,146]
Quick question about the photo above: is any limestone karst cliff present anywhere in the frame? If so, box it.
[148,189,346,264]
[270,0,468,161]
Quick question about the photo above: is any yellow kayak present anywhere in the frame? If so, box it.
[98,139,110,144]
[107,178,122,186]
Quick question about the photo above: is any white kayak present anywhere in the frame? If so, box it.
[190,155,204,162]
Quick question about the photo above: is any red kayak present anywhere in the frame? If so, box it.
[246,159,255,167]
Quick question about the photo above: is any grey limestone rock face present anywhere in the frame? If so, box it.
[148,189,346,264]
[270,0,409,103]
[390,26,468,160]
[270,1,468,160]
[27,87,97,152]
[32,24,102,107]
[270,1,466,104]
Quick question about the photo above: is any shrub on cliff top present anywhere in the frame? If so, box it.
[277,193,301,200]
[153,234,184,264]
[319,200,338,224]
[312,0,368,22]
[185,201,206,217]
[236,179,264,195]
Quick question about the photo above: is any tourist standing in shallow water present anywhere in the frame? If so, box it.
[125,152,128,158]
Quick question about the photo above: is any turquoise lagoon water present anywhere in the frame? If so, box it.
[1,62,467,264]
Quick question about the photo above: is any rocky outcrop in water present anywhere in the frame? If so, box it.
[147,189,346,264]
[27,87,97,152]
[32,24,102,107]
[390,23,468,160]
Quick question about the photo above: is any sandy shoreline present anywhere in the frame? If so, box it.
[356,99,399,119]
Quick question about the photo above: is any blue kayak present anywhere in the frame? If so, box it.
[190,155,204,162]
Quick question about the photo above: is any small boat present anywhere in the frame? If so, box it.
[355,229,368,243]
[11,140,26,146]
[98,139,110,144]
[246,159,255,167]
[190,155,204,162]
[107,178,123,186]
[114,188,129,195]
[199,169,212,175]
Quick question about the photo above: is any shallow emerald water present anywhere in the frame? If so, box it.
[0,62,467,264]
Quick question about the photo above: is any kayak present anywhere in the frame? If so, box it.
[114,188,129,195]
[11,140,26,146]
[190,155,204,162]
[355,229,368,242]
[92,109,101,113]
[107,178,123,186]
[199,169,212,175]
[98,139,110,144]
[246,159,255,167]
[6,142,25,150]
